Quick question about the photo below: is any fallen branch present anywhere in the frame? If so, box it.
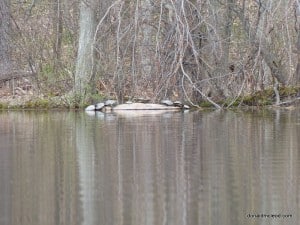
[275,97,300,106]
[180,63,222,109]
[0,71,34,82]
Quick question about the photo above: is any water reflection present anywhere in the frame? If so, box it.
[0,111,81,225]
[0,108,299,225]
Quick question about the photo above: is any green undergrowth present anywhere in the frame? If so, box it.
[0,92,107,110]
[198,86,300,109]
[0,102,9,109]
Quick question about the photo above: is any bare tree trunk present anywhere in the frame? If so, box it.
[140,0,153,79]
[74,0,97,100]
[53,0,63,70]
[0,0,12,78]
[216,0,234,97]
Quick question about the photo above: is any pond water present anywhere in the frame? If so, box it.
[0,108,299,225]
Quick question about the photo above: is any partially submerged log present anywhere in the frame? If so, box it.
[85,101,190,112]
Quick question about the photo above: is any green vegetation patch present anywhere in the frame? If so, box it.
[24,98,50,109]
[0,102,9,109]
[197,86,300,108]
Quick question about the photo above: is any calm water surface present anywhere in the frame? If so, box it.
[0,108,299,225]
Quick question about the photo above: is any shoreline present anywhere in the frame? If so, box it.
[1,86,299,110]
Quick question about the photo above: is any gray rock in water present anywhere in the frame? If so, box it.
[161,100,174,106]
[105,99,117,106]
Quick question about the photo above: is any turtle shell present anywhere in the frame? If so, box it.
[85,105,96,111]
[173,101,183,107]
[183,105,190,109]
[161,100,174,106]
[95,103,105,110]
[105,100,117,106]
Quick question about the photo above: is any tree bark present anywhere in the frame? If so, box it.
[140,0,153,77]
[0,0,12,78]
[220,0,234,74]
[53,0,63,69]
[74,0,97,99]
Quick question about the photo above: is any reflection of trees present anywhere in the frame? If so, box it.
[1,108,299,225]
[0,112,12,225]
[0,112,81,225]
[211,109,300,223]
[86,112,218,225]
[84,109,300,225]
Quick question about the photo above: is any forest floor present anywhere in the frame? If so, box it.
[0,85,68,109]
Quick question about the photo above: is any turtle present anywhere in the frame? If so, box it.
[183,104,190,110]
[85,104,96,111]
[104,99,117,106]
[95,102,105,110]
[136,98,151,103]
[161,100,174,106]
[173,101,184,108]
[85,102,106,111]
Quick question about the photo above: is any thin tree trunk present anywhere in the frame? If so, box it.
[140,0,153,79]
[221,0,233,74]
[218,0,234,96]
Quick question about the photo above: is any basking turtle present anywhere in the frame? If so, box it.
[85,102,105,111]
[136,98,151,103]
[173,101,184,108]
[161,100,174,106]
[85,104,97,111]
[104,99,117,106]
[183,105,190,110]
[95,102,105,110]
